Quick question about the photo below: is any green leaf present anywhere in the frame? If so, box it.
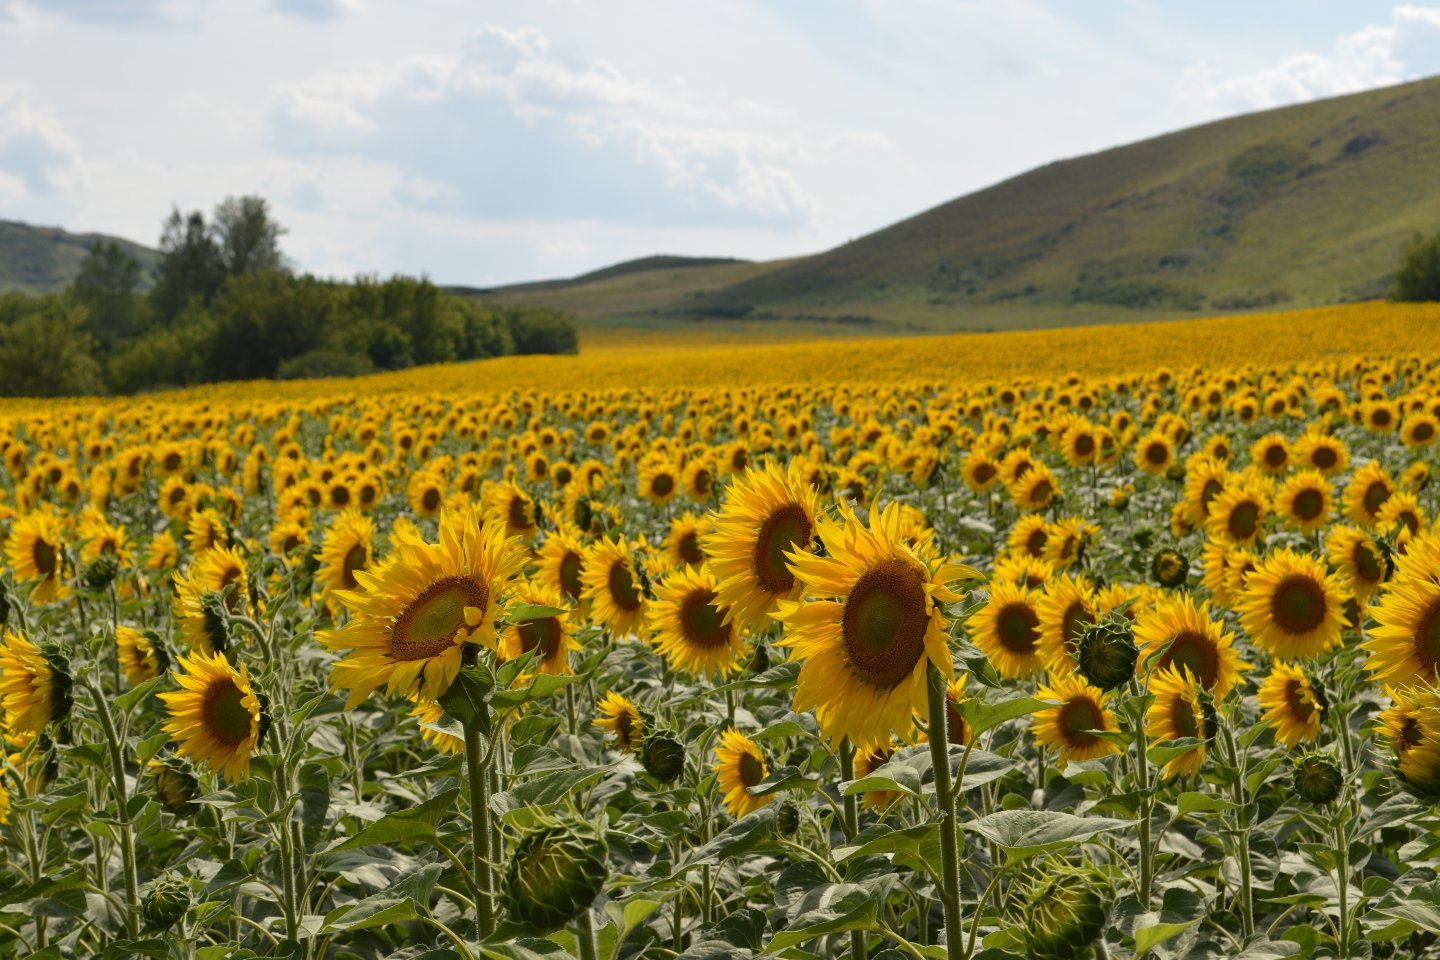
[1146,738,1206,765]
[115,676,165,712]
[679,807,775,870]
[321,896,418,932]
[963,696,1055,737]
[765,884,878,951]
[1176,791,1233,817]
[490,672,584,717]
[491,766,609,818]
[477,939,578,960]
[964,810,1130,860]
[438,662,494,732]
[747,766,819,798]
[1134,920,1195,952]
[323,788,460,854]
[507,602,568,623]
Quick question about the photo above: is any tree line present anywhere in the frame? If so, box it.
[0,196,577,397]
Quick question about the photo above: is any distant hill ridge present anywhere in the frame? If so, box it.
[0,220,159,294]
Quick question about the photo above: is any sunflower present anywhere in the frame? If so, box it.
[776,502,979,749]
[185,508,229,555]
[593,691,645,753]
[409,696,465,755]
[267,516,311,566]
[1181,457,1231,525]
[1133,432,1174,476]
[580,536,648,638]
[1402,411,1440,449]
[1343,460,1394,527]
[319,511,527,709]
[944,675,973,745]
[1145,666,1210,778]
[992,553,1053,589]
[6,511,70,605]
[682,458,717,502]
[116,625,168,686]
[158,650,263,782]
[1377,490,1425,544]
[1134,595,1247,696]
[1041,518,1097,570]
[1057,420,1098,467]
[499,583,579,676]
[705,462,823,630]
[971,581,1046,679]
[1007,515,1051,560]
[1294,432,1349,477]
[1249,433,1291,476]
[173,546,251,655]
[405,471,446,519]
[485,480,540,540]
[1010,463,1060,512]
[854,740,902,812]
[1275,470,1333,534]
[1205,476,1269,547]
[664,512,711,569]
[648,564,748,679]
[1036,576,1096,677]
[78,508,134,567]
[712,727,771,819]
[1256,662,1325,746]
[1327,525,1389,601]
[961,450,1001,493]
[145,531,180,572]
[1364,575,1440,688]
[638,460,680,506]
[536,528,588,607]
[1031,675,1121,769]
[1378,686,1440,788]
[0,629,67,738]
[316,510,375,605]
[1236,549,1347,660]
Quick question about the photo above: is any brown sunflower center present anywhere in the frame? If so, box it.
[1063,600,1096,645]
[33,538,57,576]
[390,576,488,661]
[1311,446,1337,470]
[973,463,997,485]
[1171,694,1200,738]
[1293,488,1324,521]
[997,602,1040,654]
[1029,479,1054,503]
[1264,445,1286,467]
[518,617,563,659]
[1227,501,1260,540]
[1354,541,1383,583]
[203,678,253,746]
[679,531,705,567]
[1414,422,1436,443]
[1201,479,1223,512]
[753,504,812,595]
[1073,434,1095,457]
[421,488,441,512]
[1364,481,1391,516]
[1415,599,1440,670]
[331,486,350,507]
[738,750,765,787]
[841,558,930,688]
[680,589,731,649]
[508,495,533,530]
[1145,442,1168,465]
[1270,575,1326,635]
[1161,631,1218,688]
[692,468,714,495]
[341,543,368,590]
[607,561,642,612]
[650,473,675,497]
[1059,697,1103,747]
[1284,679,1316,721]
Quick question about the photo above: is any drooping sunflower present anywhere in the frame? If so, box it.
[705,462,824,630]
[172,546,251,655]
[1256,662,1325,747]
[1343,460,1394,527]
[580,536,648,638]
[664,512,711,569]
[1145,665,1210,778]
[1275,469,1333,534]
[1134,594,1247,696]
[648,564,748,679]
[593,691,645,753]
[5,511,70,605]
[1364,575,1440,688]
[1035,576,1096,677]
[776,501,979,749]
[0,629,68,738]
[499,583,579,676]
[1236,549,1347,661]
[315,510,375,606]
[319,512,527,709]
[712,727,772,819]
[971,580,1046,679]
[116,625,168,687]
[1031,675,1121,769]
[157,650,263,783]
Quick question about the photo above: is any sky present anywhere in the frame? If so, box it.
[2,1,1440,286]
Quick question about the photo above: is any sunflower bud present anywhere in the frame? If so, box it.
[141,873,192,931]
[81,555,120,592]
[199,592,232,654]
[1292,751,1342,805]
[150,757,201,816]
[641,730,686,783]
[1150,548,1188,588]
[775,799,800,835]
[502,818,609,931]
[1021,864,1111,960]
[1073,618,1138,692]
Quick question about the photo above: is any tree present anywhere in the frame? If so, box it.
[150,208,225,324]
[213,195,287,276]
[1394,232,1440,302]
[72,240,142,350]
[0,299,103,396]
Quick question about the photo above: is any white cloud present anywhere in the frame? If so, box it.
[1176,4,1440,114]
[0,87,90,197]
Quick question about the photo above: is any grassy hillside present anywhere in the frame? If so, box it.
[0,220,159,294]
[482,75,1440,333]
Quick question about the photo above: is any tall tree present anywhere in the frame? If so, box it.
[150,208,225,325]
[72,240,142,350]
[213,195,287,276]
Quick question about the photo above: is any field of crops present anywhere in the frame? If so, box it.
[2,301,1440,960]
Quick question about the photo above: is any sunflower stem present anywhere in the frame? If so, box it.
[577,904,599,960]
[464,722,496,939]
[925,667,964,960]
[1335,813,1351,957]
[1221,717,1254,938]
[838,740,866,960]
[86,678,140,939]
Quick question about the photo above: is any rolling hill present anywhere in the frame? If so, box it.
[0,220,159,294]
[484,74,1440,333]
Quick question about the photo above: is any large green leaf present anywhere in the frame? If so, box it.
[964,810,1130,859]
[323,788,460,854]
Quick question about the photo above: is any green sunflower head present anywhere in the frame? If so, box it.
[141,872,192,932]
[1020,862,1111,960]
[1074,617,1138,692]
[641,729,687,783]
[502,815,609,931]
[1292,750,1343,805]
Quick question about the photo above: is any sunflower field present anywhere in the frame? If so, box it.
[3,303,1440,960]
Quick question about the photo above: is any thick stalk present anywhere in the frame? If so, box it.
[838,739,866,960]
[88,680,139,938]
[926,667,964,960]
[1135,712,1153,911]
[576,905,599,960]
[1221,720,1254,938]
[464,723,496,939]
[1335,816,1350,956]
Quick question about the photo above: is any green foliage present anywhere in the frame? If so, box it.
[73,240,144,349]
[1393,231,1440,302]
[0,296,103,396]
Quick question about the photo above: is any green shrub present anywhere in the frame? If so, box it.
[1393,232,1440,302]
